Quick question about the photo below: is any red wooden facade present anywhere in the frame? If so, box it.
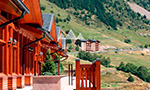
[76,58,101,90]
[0,0,67,90]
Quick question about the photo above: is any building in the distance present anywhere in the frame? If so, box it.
[75,39,100,52]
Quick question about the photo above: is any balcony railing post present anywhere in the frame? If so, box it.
[58,61,60,75]
[76,58,80,90]
[96,58,100,90]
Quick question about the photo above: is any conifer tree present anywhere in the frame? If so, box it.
[41,49,56,75]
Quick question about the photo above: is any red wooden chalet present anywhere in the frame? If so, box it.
[0,0,67,90]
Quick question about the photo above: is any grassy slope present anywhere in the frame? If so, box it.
[40,0,150,48]
[100,50,150,68]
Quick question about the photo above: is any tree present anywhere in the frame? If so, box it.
[127,75,134,82]
[85,52,93,62]
[137,66,149,81]
[75,45,79,51]
[144,44,148,48]
[144,15,147,19]
[41,6,46,11]
[105,57,111,67]
[55,17,59,23]
[146,75,150,82]
[77,50,86,59]
[41,49,56,75]
[53,53,64,74]
[66,14,71,21]
[124,38,131,43]
[125,63,138,75]
[117,62,125,71]
[58,13,60,16]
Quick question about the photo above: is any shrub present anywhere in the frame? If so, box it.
[41,6,46,11]
[63,19,66,22]
[66,39,72,44]
[55,17,59,23]
[75,45,79,51]
[124,38,131,43]
[68,45,73,50]
[81,11,85,14]
[144,44,148,48]
[58,13,60,16]
[77,51,111,67]
[50,10,54,13]
[127,75,134,82]
[141,53,144,56]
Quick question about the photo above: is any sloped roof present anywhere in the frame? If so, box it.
[66,29,76,39]
[61,33,65,38]
[62,38,66,50]
[56,27,61,43]
[76,39,87,42]
[42,13,54,32]
[77,33,84,39]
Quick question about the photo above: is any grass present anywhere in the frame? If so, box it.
[100,51,150,68]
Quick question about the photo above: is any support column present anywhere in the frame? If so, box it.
[9,27,13,75]
[4,25,9,75]
[16,32,20,75]
[68,64,70,85]
[58,61,60,75]
[95,58,100,90]
[76,58,80,90]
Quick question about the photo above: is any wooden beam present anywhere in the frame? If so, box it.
[76,59,80,90]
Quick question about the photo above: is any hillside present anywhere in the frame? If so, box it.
[47,0,150,30]
[40,0,150,48]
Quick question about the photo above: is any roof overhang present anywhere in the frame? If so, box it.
[20,24,53,42]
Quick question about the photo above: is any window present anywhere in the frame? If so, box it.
[86,41,91,51]
[95,42,99,51]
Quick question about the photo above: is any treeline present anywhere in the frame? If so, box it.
[77,51,111,67]
[48,0,120,30]
[117,62,150,82]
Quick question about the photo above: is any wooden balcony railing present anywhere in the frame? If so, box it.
[76,58,101,90]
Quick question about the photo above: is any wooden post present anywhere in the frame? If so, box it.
[68,64,70,85]
[76,58,80,90]
[58,61,60,75]
[16,32,20,75]
[96,58,100,90]
[71,64,73,85]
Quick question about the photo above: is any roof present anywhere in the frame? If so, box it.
[76,33,84,39]
[66,29,76,39]
[76,39,100,43]
[62,38,66,50]
[56,27,61,43]
[42,13,54,32]
[76,39,87,42]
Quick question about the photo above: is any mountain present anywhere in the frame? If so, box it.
[40,0,150,48]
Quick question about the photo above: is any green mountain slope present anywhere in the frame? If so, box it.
[40,0,150,48]
[47,0,150,30]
